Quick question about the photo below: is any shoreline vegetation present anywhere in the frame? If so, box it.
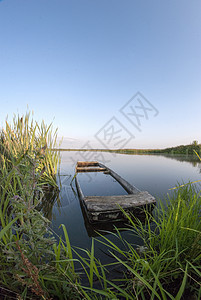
[55,141,201,157]
[0,113,200,299]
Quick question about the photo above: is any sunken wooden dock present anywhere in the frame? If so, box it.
[75,161,156,223]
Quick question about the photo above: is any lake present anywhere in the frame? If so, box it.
[49,151,201,264]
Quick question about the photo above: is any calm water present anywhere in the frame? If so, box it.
[49,151,201,263]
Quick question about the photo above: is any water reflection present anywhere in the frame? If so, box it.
[47,152,201,261]
[156,154,201,167]
[37,186,60,220]
[77,171,128,196]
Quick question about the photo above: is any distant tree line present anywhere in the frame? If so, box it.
[153,141,201,155]
[56,141,201,156]
[110,141,201,156]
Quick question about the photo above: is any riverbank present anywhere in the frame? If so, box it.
[0,114,200,299]
[81,183,201,299]
[55,142,201,157]
[0,113,82,299]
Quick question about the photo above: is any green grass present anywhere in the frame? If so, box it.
[0,111,60,188]
[0,111,200,299]
[78,184,201,299]
[0,112,82,299]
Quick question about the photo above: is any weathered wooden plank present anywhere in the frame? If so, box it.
[75,161,156,223]
[77,161,99,167]
[85,192,156,212]
[75,176,85,201]
[76,167,107,172]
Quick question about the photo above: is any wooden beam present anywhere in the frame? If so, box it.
[77,161,99,167]
[84,192,156,212]
[76,167,107,172]
[75,161,156,223]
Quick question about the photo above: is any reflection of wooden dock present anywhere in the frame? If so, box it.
[75,161,156,223]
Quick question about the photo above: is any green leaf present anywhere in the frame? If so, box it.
[175,263,188,300]
[0,216,19,242]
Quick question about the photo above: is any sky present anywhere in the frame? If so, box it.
[0,0,201,149]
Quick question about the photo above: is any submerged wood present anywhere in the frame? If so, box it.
[77,161,99,167]
[85,193,155,211]
[75,161,156,223]
[76,167,107,172]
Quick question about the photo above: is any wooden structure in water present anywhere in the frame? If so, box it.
[75,161,156,223]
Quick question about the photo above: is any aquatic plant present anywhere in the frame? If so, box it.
[0,111,60,188]
[0,111,200,299]
[0,112,84,299]
[76,184,201,299]
[0,140,82,299]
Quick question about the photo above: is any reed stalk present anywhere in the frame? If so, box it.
[0,111,200,299]
[77,184,201,299]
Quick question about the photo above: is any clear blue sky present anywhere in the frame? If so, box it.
[0,0,201,149]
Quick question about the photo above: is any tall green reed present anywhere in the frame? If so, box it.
[77,184,201,299]
[0,145,82,299]
[0,111,60,188]
[1,111,200,299]
[0,112,84,299]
